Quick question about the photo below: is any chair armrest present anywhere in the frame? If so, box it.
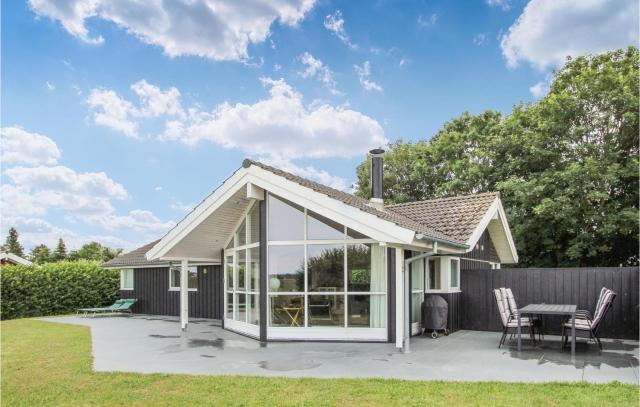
[575,309,591,318]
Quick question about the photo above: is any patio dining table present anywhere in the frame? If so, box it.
[516,303,577,357]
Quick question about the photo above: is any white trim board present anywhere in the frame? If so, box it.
[464,197,518,264]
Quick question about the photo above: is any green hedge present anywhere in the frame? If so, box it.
[1,260,119,320]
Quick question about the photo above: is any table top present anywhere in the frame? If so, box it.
[519,303,577,315]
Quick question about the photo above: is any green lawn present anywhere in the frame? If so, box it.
[1,319,638,406]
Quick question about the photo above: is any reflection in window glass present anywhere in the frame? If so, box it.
[411,258,424,290]
[248,247,260,292]
[236,250,246,289]
[268,194,304,241]
[347,244,385,292]
[248,294,260,325]
[347,228,368,239]
[307,210,344,239]
[237,219,247,247]
[170,267,198,290]
[226,293,233,319]
[226,256,233,289]
[248,203,260,244]
[121,269,134,289]
[307,244,344,292]
[268,245,304,292]
[450,258,460,288]
[412,293,422,324]
[270,295,305,327]
[235,293,246,322]
[308,295,344,326]
[428,259,441,290]
[347,294,386,328]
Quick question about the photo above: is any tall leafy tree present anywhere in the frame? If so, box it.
[355,47,639,267]
[30,244,52,264]
[2,228,25,258]
[52,238,68,261]
[68,242,123,262]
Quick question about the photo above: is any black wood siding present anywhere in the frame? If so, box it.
[120,265,223,319]
[460,230,498,270]
[460,267,639,339]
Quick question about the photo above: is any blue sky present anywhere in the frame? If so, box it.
[1,0,637,251]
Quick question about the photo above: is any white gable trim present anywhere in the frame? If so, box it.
[0,252,32,266]
[147,165,418,261]
[465,197,518,263]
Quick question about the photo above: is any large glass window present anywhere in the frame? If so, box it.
[268,194,304,241]
[169,266,198,290]
[411,256,424,325]
[225,201,261,327]
[267,193,386,329]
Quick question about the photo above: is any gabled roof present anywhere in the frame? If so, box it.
[387,192,499,244]
[103,240,165,268]
[0,252,33,266]
[243,159,464,246]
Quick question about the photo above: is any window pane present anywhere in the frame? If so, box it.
[171,268,180,289]
[307,244,344,292]
[267,245,304,292]
[347,244,370,291]
[308,294,344,326]
[226,292,233,319]
[412,293,422,323]
[188,266,198,289]
[347,295,370,327]
[237,219,247,247]
[122,269,134,289]
[348,294,386,328]
[248,247,260,292]
[235,293,246,322]
[267,194,304,241]
[248,294,260,325]
[450,258,459,288]
[248,203,260,244]
[226,256,233,289]
[307,210,344,240]
[236,250,246,289]
[269,295,304,327]
[428,259,441,290]
[411,257,424,291]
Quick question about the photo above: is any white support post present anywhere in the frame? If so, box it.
[180,259,189,331]
[395,248,404,350]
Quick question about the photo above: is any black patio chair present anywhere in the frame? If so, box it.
[493,288,536,348]
[503,288,543,341]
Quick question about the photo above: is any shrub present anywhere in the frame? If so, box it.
[1,260,119,320]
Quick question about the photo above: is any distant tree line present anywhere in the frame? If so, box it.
[1,227,123,264]
[356,47,639,267]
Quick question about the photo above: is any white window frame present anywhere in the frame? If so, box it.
[425,256,461,293]
[169,266,198,291]
[449,257,460,290]
[120,268,134,290]
[265,192,387,333]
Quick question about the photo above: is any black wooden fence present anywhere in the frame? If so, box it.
[460,267,639,339]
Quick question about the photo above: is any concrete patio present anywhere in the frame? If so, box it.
[42,315,638,383]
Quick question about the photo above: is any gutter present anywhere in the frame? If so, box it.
[402,242,438,353]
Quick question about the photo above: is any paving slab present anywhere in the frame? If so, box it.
[41,315,639,383]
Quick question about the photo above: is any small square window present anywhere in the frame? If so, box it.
[170,266,198,290]
[120,269,134,290]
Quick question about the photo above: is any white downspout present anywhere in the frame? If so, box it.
[180,259,189,331]
[402,242,438,353]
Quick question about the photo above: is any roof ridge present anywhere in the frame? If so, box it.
[387,191,499,208]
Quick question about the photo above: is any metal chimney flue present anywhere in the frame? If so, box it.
[369,148,385,210]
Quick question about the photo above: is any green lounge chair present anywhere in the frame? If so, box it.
[77,299,137,317]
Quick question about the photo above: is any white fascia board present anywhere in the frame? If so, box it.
[146,168,250,260]
[245,166,415,243]
[465,197,518,263]
[0,253,32,265]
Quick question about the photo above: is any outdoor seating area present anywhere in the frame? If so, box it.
[493,286,617,356]
[77,299,138,317]
[41,315,639,383]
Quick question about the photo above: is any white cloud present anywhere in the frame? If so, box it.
[324,10,357,49]
[87,80,185,137]
[354,61,383,92]
[3,165,128,216]
[398,58,410,67]
[473,33,487,46]
[2,216,139,251]
[1,126,61,165]
[529,81,549,98]
[46,81,56,91]
[417,14,438,28]
[258,156,349,190]
[501,0,638,70]
[170,201,194,212]
[28,0,317,61]
[154,186,163,191]
[298,52,340,95]
[87,209,175,234]
[485,0,511,10]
